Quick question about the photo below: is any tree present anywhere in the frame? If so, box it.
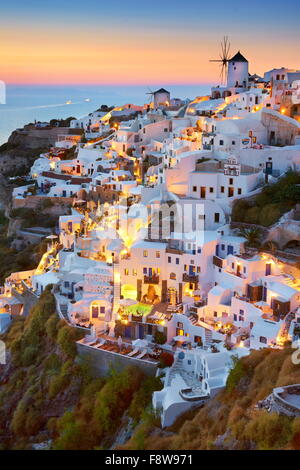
[153,330,166,345]
[238,227,262,248]
[159,352,174,368]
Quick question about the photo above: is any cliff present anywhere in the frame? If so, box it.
[124,347,300,450]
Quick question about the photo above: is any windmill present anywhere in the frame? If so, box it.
[210,36,231,85]
[146,87,155,108]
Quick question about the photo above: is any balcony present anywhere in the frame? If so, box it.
[166,246,184,255]
[182,273,199,283]
[213,256,224,268]
[144,275,160,284]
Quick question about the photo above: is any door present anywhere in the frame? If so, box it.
[266,263,271,276]
[125,326,131,339]
[138,324,144,339]
[227,245,234,255]
[262,286,267,302]
[200,187,206,198]
[266,162,273,175]
[228,187,234,197]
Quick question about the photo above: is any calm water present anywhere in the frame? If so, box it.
[0,84,211,144]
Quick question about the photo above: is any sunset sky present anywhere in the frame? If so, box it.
[1,0,299,85]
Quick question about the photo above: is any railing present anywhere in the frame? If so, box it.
[166,247,184,255]
[182,273,199,283]
[179,388,209,402]
[144,275,160,284]
[213,255,224,268]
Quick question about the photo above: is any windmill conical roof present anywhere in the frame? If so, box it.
[229,51,248,62]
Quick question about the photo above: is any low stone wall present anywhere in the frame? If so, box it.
[273,385,300,417]
[77,342,158,377]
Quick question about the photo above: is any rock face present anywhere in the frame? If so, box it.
[0,174,12,211]
[0,126,82,177]
[266,205,300,249]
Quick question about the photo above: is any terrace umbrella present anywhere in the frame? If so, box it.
[74,199,86,204]
[173,335,192,342]
[132,338,148,349]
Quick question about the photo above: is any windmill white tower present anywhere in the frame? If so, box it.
[227,51,249,89]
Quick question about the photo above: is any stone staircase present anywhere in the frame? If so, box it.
[59,303,69,321]
[167,357,203,392]
[167,356,183,386]
[204,327,213,346]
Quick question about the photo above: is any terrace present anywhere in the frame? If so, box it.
[77,334,162,364]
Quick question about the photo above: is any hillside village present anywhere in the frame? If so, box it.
[1,52,300,429]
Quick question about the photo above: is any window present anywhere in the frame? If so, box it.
[239,309,244,316]
[156,251,160,258]
[213,311,218,317]
[177,322,183,328]
[143,250,148,257]
[260,336,267,344]
[209,187,214,193]
[170,273,176,280]
[214,213,220,223]
[243,266,246,274]
[232,140,235,145]
[124,268,129,275]
[238,188,242,195]
[232,262,235,269]
[219,140,224,146]
[184,265,187,271]
[176,258,179,265]
[229,178,233,185]
[193,186,197,192]
[143,267,147,274]
[234,314,237,321]
[100,306,105,314]
[221,186,224,193]
[64,281,70,288]
[221,244,225,250]
[132,269,137,276]
[197,247,201,253]
[197,266,201,273]
[168,256,171,263]
[164,128,168,132]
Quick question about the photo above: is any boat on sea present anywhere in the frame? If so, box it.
[84,98,91,102]
[66,100,72,105]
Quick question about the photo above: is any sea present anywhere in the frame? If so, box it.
[0,84,211,145]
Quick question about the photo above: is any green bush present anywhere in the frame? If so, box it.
[154,330,166,345]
